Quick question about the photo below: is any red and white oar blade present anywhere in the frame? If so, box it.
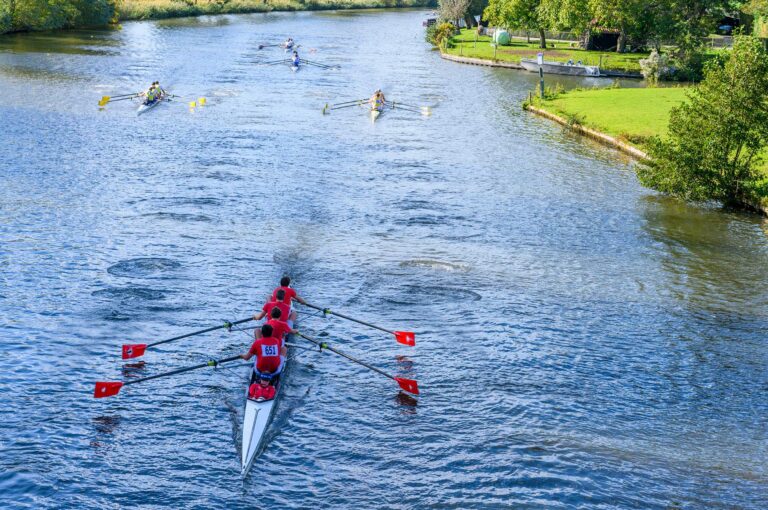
[394,331,415,347]
[94,381,123,398]
[122,343,147,359]
[395,377,419,395]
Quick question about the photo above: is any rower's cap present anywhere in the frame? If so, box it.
[259,372,273,381]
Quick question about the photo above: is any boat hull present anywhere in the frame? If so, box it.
[240,324,292,476]
[136,95,164,116]
[520,59,601,77]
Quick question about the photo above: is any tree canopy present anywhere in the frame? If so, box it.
[2,0,116,34]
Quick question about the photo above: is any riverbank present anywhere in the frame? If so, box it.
[445,28,647,75]
[118,0,434,22]
[525,86,768,213]
[0,1,435,34]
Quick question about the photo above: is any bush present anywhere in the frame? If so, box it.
[639,49,670,86]
[426,21,455,47]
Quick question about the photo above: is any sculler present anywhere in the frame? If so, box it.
[284,37,294,50]
[291,51,300,68]
[271,276,306,305]
[370,89,386,110]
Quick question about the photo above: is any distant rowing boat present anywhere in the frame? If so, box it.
[136,93,166,115]
[520,58,601,77]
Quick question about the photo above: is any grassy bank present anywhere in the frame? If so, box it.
[445,29,647,74]
[527,86,768,205]
[118,0,434,21]
[528,87,689,147]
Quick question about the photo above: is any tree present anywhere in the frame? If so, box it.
[484,0,550,48]
[638,36,768,206]
[1,0,117,34]
[440,0,472,26]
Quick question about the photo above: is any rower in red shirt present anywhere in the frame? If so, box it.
[271,276,306,306]
[253,290,296,322]
[256,306,297,342]
[240,324,285,376]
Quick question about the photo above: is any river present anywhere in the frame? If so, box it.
[1,9,766,509]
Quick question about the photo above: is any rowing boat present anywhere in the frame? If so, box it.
[241,321,293,476]
[370,105,383,122]
[136,93,165,116]
[290,62,300,72]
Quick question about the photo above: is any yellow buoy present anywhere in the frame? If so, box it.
[198,97,206,106]
[189,101,196,108]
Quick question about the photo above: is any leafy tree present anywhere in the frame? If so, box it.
[539,0,590,34]
[484,0,549,48]
[638,36,768,206]
[0,0,13,33]
[440,0,471,25]
[1,0,117,34]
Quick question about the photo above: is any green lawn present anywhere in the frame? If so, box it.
[535,87,690,143]
[445,29,648,73]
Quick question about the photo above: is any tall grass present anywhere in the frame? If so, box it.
[118,0,435,21]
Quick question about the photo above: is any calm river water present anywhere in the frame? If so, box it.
[1,9,766,510]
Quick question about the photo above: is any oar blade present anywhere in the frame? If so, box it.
[394,331,416,346]
[94,381,123,398]
[395,377,419,395]
[122,343,147,359]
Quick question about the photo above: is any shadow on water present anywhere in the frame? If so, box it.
[640,195,768,317]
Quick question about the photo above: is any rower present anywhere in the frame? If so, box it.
[271,276,306,305]
[285,37,294,49]
[154,81,166,98]
[370,89,385,110]
[291,51,300,67]
[253,290,296,322]
[256,306,297,342]
[240,324,284,400]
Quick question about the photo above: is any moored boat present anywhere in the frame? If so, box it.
[520,58,601,77]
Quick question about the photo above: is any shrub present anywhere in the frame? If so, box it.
[639,49,670,86]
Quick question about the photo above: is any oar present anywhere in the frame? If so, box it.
[322,101,366,114]
[302,303,415,346]
[94,354,241,398]
[301,60,337,69]
[261,59,290,66]
[121,317,254,359]
[297,332,419,395]
[98,94,140,106]
[99,92,140,103]
[258,43,280,50]
[331,99,368,107]
[386,101,431,115]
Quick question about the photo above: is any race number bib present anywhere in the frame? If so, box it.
[261,344,278,357]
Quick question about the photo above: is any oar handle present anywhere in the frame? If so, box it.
[303,303,394,334]
[123,354,241,386]
[148,317,253,348]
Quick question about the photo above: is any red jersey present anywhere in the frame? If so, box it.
[271,286,296,304]
[247,336,282,373]
[262,300,290,321]
[267,318,292,341]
